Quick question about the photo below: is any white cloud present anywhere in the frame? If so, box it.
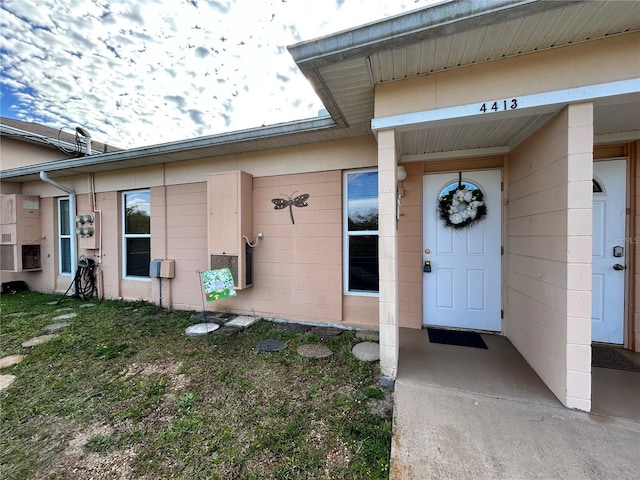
[1,0,439,148]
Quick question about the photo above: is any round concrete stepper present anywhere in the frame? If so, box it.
[256,339,288,353]
[79,303,97,308]
[21,334,59,348]
[43,322,70,332]
[352,342,380,362]
[185,323,220,336]
[0,375,17,391]
[297,344,332,359]
[0,355,25,369]
[52,312,77,321]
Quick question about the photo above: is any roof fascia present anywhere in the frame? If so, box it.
[288,0,576,67]
[0,116,337,181]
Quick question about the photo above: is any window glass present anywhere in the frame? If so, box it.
[123,190,150,278]
[125,238,151,277]
[348,235,379,292]
[347,171,378,231]
[344,170,379,294]
[58,198,71,274]
[125,191,151,234]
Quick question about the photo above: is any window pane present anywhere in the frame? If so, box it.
[347,171,378,231]
[59,199,70,235]
[60,238,71,274]
[125,192,150,234]
[348,235,379,292]
[126,238,150,277]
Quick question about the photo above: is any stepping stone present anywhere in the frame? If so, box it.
[46,301,60,306]
[0,375,17,391]
[275,322,311,333]
[312,326,344,338]
[0,355,25,368]
[53,313,77,321]
[80,303,96,308]
[297,344,332,359]
[185,323,220,336]
[226,315,257,328]
[255,339,287,353]
[211,325,243,336]
[352,342,380,362]
[356,330,379,342]
[34,313,50,320]
[54,307,73,313]
[43,322,70,332]
[22,334,59,348]
[4,312,24,318]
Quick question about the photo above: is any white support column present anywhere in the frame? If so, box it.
[377,129,400,383]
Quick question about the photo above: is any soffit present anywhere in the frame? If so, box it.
[294,1,640,129]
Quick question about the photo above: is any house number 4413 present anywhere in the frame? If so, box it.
[479,99,518,113]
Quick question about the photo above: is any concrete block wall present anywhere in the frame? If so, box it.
[506,103,593,411]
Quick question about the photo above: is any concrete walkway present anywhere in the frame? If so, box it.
[390,329,640,479]
[391,379,640,479]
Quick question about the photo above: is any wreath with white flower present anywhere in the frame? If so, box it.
[438,185,487,229]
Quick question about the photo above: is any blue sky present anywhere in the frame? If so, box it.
[1,0,438,149]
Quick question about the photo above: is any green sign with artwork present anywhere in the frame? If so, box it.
[200,268,237,301]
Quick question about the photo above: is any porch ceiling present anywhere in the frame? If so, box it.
[397,96,640,161]
[290,0,640,158]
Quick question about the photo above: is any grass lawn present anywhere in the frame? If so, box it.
[0,292,392,479]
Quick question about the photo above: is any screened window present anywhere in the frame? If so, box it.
[58,198,71,274]
[122,190,151,278]
[343,169,379,294]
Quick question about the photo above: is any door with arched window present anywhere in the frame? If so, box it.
[592,159,626,344]
[422,170,502,331]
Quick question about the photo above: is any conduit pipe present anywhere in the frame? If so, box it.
[40,171,77,293]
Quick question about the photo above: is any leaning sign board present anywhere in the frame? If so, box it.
[200,268,237,301]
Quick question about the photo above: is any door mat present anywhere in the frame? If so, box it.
[592,346,640,372]
[427,328,488,349]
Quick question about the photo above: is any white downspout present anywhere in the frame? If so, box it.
[40,171,77,293]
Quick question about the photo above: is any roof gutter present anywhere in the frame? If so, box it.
[39,171,77,291]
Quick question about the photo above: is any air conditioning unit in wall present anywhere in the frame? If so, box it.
[207,170,253,289]
[0,194,42,272]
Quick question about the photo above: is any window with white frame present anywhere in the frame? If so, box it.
[343,169,379,294]
[122,190,151,278]
[58,197,71,275]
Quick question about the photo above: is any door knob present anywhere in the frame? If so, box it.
[613,264,625,271]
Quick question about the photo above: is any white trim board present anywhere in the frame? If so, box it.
[371,79,640,133]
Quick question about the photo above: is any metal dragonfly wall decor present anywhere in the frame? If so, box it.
[271,192,310,224]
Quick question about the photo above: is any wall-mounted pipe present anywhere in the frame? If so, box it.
[40,171,77,293]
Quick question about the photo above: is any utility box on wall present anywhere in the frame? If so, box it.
[207,170,253,289]
[0,194,41,272]
[76,213,100,250]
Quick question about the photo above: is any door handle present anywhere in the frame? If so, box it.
[423,260,432,273]
[613,264,625,271]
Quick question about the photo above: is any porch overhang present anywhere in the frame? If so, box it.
[371,79,640,162]
[289,0,640,135]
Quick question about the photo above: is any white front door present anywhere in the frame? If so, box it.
[592,159,627,344]
[422,170,502,331]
